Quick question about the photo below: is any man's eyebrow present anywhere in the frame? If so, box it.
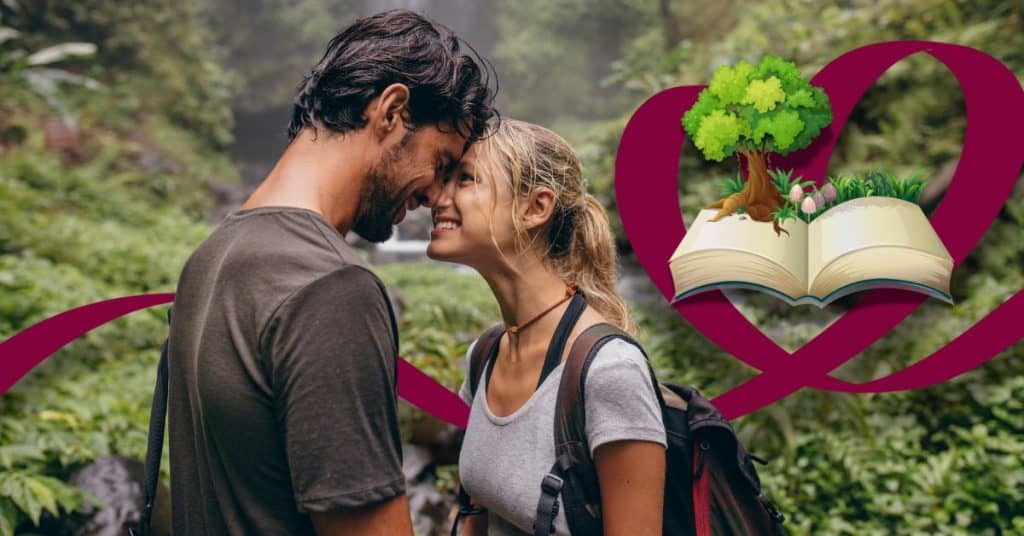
[441,150,458,173]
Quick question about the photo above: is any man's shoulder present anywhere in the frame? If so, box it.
[188,208,371,291]
[177,207,385,341]
[221,207,365,268]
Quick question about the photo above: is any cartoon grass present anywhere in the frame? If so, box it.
[682,55,833,236]
[767,169,927,225]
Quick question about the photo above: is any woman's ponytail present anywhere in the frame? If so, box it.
[558,193,636,335]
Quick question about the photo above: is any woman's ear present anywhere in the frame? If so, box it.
[520,186,558,232]
[367,83,411,140]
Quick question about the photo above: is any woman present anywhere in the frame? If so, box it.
[426,119,666,535]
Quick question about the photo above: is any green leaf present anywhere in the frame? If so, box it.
[693,109,743,161]
[786,88,815,108]
[0,473,41,526]
[25,43,97,67]
[23,477,57,519]
[0,27,19,46]
[743,76,786,113]
[707,60,754,104]
[716,172,746,197]
[755,110,804,151]
[0,445,44,469]
[682,89,720,137]
[0,498,20,536]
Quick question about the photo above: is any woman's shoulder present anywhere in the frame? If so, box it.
[580,333,656,398]
[578,331,666,452]
[584,333,649,373]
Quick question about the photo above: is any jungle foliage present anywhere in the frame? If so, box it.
[0,1,1022,534]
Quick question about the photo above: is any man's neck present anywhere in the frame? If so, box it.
[240,128,367,234]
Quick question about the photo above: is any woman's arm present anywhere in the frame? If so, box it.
[593,439,666,536]
[460,510,488,536]
[455,490,488,536]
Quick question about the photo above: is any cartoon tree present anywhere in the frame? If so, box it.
[682,56,832,235]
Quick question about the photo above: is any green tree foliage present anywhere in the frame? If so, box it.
[682,55,832,161]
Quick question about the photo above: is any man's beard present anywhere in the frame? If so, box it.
[353,132,415,243]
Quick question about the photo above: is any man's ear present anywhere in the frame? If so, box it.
[520,187,558,232]
[367,83,411,140]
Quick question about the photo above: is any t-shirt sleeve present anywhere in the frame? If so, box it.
[458,339,478,405]
[262,265,405,513]
[583,338,667,457]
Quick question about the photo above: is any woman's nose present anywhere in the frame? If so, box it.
[432,178,456,208]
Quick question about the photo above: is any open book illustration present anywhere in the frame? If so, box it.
[669,197,954,307]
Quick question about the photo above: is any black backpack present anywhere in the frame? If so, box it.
[462,294,786,535]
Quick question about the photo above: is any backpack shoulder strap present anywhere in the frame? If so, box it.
[533,323,636,536]
[133,306,172,536]
[468,323,505,399]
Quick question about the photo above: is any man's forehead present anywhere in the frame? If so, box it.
[428,120,473,157]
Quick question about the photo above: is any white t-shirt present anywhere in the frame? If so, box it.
[458,337,667,535]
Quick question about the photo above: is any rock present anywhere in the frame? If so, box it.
[403,443,455,536]
[66,455,170,536]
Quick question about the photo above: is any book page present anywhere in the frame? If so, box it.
[672,209,809,286]
[807,197,953,291]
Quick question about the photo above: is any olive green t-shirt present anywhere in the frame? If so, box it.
[166,206,404,535]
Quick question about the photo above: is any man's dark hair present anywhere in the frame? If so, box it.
[287,9,497,143]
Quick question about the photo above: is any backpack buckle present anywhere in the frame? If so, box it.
[541,473,564,495]
[758,494,786,524]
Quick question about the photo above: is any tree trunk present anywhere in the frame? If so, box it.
[704,149,789,236]
[659,0,683,51]
[739,150,783,221]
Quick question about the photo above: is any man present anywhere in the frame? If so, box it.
[166,10,496,535]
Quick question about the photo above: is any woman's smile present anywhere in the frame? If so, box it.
[431,216,462,239]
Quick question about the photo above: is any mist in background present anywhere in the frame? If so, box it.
[1,1,1022,534]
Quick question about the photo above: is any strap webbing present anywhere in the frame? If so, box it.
[533,454,571,536]
[468,324,504,398]
[136,306,172,536]
[536,292,587,390]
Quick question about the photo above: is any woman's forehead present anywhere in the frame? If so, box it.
[456,144,482,170]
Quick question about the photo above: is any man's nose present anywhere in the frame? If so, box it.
[417,178,445,208]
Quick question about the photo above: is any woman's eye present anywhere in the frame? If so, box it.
[460,173,475,184]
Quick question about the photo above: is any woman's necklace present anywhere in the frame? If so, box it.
[505,284,577,361]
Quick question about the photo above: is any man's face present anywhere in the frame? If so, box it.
[354,124,468,242]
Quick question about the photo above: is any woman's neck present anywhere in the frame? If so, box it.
[479,253,572,363]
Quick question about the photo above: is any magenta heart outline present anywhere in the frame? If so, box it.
[616,41,1024,418]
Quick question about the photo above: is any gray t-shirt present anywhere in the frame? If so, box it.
[167,206,404,535]
[458,337,667,535]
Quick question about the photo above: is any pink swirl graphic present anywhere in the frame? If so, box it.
[0,295,471,428]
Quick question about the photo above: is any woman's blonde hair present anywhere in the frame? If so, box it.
[474,119,636,335]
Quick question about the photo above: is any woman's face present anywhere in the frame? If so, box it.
[426,144,518,268]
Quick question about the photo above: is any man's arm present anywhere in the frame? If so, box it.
[264,266,410,533]
[310,494,413,536]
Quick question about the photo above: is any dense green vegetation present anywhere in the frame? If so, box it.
[0,0,1022,534]
[0,1,233,532]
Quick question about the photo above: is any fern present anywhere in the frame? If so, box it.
[716,172,746,197]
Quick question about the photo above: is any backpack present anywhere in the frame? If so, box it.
[463,295,786,536]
